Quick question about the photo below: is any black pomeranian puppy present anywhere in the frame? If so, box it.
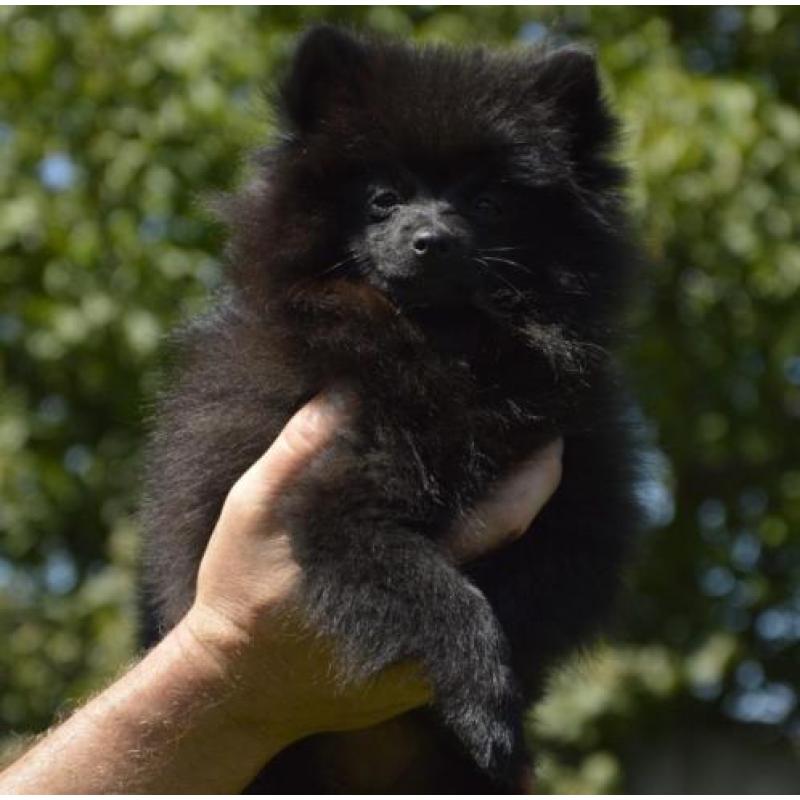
[141,25,642,793]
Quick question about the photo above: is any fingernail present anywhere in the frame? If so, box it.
[536,437,563,462]
[524,438,563,471]
[328,387,352,409]
[324,385,358,418]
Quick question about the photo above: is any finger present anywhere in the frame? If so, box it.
[356,662,433,722]
[374,661,433,707]
[234,389,354,508]
[445,438,564,564]
[318,662,431,735]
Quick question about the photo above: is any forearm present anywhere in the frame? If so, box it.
[0,622,285,794]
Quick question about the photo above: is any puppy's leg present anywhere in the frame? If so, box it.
[293,511,526,785]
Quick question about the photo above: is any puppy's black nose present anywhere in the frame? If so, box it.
[412,229,453,258]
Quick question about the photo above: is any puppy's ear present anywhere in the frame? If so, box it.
[281,25,368,134]
[534,45,616,147]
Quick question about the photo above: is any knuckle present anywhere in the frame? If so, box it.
[281,405,329,458]
[223,473,265,521]
[223,481,253,518]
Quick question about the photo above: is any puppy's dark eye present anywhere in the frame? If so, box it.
[370,189,401,215]
[474,194,502,218]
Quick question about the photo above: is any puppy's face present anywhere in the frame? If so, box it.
[350,166,530,309]
[224,25,633,354]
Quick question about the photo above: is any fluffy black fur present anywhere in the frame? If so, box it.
[141,25,643,793]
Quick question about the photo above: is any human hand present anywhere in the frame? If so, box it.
[178,391,563,749]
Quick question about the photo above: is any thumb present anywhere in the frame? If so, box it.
[235,390,354,508]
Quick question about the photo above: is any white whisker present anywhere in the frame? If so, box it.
[480,255,530,274]
[472,257,526,302]
[317,254,357,278]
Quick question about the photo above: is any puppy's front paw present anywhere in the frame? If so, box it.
[437,666,526,786]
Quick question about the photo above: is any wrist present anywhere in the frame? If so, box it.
[176,603,253,683]
[174,603,306,748]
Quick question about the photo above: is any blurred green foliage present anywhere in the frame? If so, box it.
[1,6,798,792]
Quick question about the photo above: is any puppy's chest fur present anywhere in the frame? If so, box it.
[276,303,559,526]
